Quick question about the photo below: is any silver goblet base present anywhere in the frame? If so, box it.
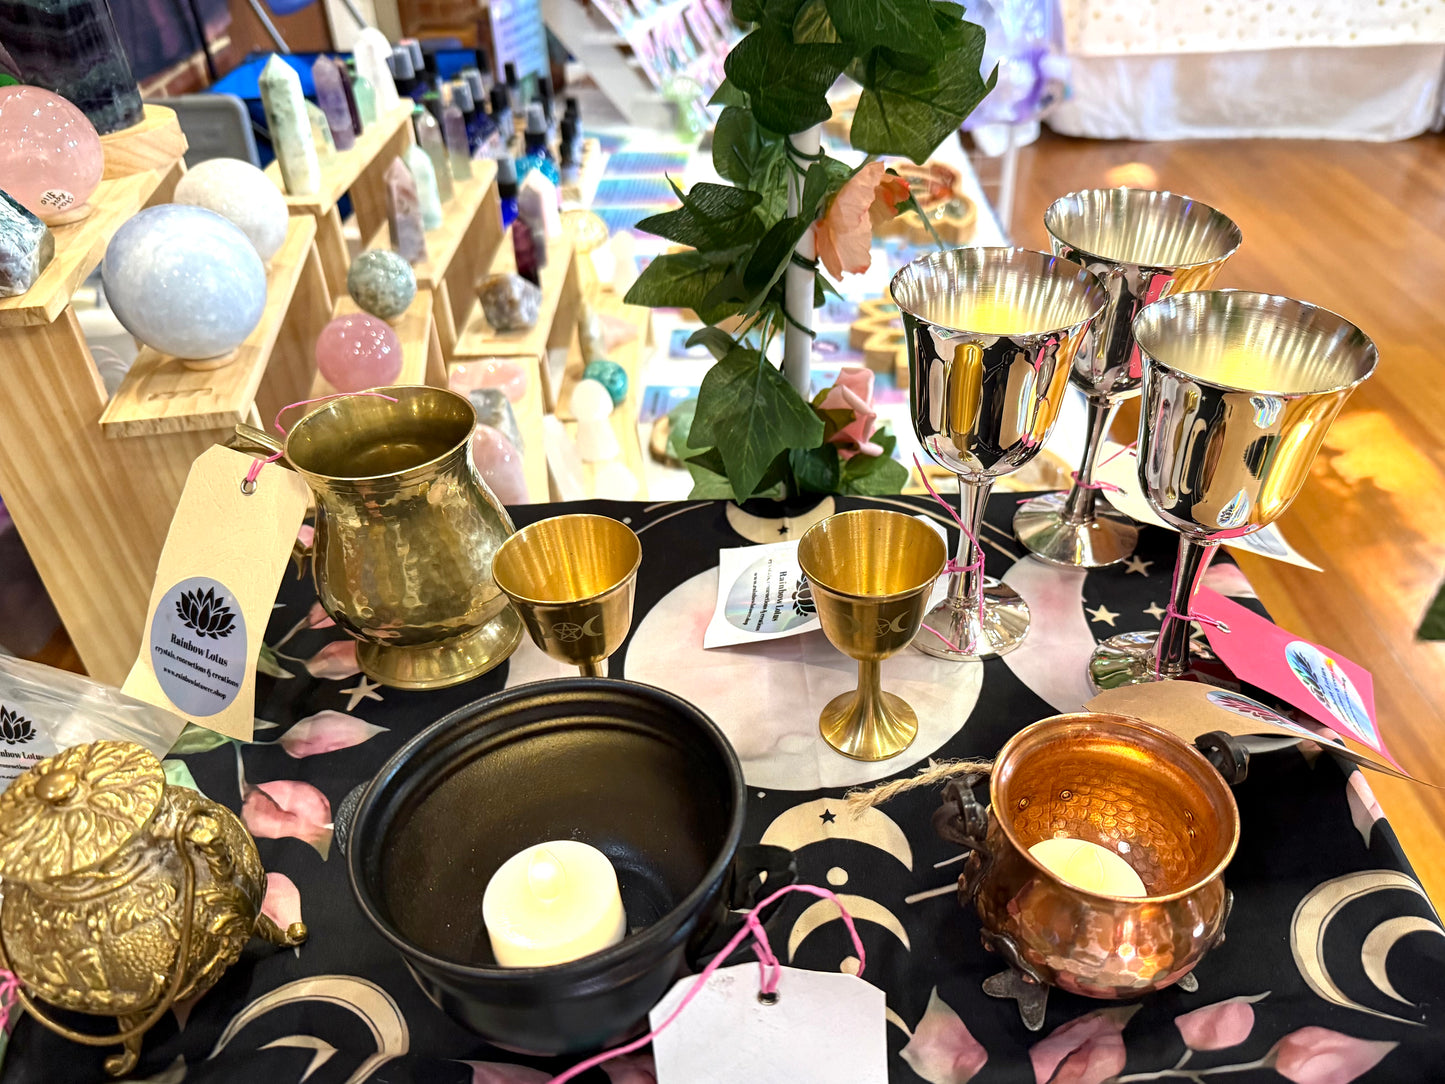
[1088,630,1228,691]
[914,581,1031,661]
[1013,492,1139,569]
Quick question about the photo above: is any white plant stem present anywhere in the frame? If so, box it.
[783,124,822,398]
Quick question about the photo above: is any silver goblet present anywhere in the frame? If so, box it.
[1089,290,1377,690]
[895,247,1107,660]
[1014,188,1242,568]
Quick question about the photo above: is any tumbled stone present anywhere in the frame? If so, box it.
[384,157,427,265]
[583,359,628,407]
[348,249,416,320]
[0,189,54,298]
[479,273,541,331]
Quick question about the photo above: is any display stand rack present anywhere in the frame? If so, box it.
[264,105,415,300]
[359,161,502,361]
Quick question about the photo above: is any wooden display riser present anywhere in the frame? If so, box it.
[311,289,446,398]
[265,105,415,300]
[360,162,503,361]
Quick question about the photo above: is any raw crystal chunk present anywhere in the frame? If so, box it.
[479,273,541,331]
[0,190,54,298]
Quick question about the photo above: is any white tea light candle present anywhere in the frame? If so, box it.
[482,840,628,967]
[1028,837,1147,897]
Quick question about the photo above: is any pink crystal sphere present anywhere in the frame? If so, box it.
[0,86,104,224]
[315,314,403,392]
[470,424,528,504]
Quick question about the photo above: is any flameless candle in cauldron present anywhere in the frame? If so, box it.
[483,840,627,967]
[933,712,1241,1030]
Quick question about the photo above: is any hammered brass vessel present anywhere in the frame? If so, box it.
[491,514,642,676]
[0,741,306,1076]
[933,713,1239,1027]
[797,510,946,761]
[234,385,522,689]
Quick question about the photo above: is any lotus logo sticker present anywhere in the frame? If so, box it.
[150,576,248,717]
[725,554,817,635]
[176,586,237,639]
[0,706,35,746]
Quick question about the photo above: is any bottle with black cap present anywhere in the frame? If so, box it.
[535,73,556,137]
[559,115,580,185]
[389,47,420,101]
[473,47,494,91]
[496,153,520,228]
[490,83,514,151]
[519,103,556,181]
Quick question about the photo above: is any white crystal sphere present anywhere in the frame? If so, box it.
[173,158,290,262]
[102,205,268,360]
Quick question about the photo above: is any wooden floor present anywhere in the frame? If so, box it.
[1012,131,1445,905]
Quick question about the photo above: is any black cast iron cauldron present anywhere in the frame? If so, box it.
[346,678,792,1055]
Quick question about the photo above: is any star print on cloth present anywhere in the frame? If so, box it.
[1088,605,1120,627]
[340,675,383,711]
[820,808,837,824]
[1144,601,1167,620]
[1123,556,1153,576]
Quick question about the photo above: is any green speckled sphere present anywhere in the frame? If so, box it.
[583,359,628,406]
[347,249,416,320]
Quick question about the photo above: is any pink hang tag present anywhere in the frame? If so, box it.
[1193,587,1395,766]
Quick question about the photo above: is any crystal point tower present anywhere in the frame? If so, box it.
[414,107,454,202]
[384,157,428,265]
[313,55,356,151]
[401,145,443,230]
[259,55,321,196]
[353,28,400,117]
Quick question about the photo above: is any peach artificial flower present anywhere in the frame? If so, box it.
[815,162,912,279]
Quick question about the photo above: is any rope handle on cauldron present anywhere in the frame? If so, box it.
[0,809,202,1047]
[547,884,867,1084]
[844,758,995,817]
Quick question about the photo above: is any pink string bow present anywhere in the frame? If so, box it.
[913,455,983,652]
[241,392,400,491]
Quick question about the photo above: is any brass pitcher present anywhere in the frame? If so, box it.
[0,741,306,1076]
[235,385,523,689]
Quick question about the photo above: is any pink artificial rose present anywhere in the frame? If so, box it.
[1174,996,1258,1051]
[819,367,883,459]
[1272,1027,1396,1084]
[816,162,911,279]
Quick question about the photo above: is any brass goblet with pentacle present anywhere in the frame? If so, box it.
[797,510,947,761]
[492,514,642,677]
[1089,290,1377,690]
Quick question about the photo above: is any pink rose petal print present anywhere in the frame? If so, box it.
[900,987,988,1084]
[243,779,334,859]
[601,1052,657,1084]
[306,600,335,630]
[463,1063,550,1084]
[1030,1006,1138,1084]
[1272,1026,1396,1084]
[1174,993,1267,1050]
[262,872,303,931]
[279,711,386,758]
[305,639,360,680]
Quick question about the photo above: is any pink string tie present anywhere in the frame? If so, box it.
[913,456,984,652]
[241,392,400,492]
[1064,440,1136,498]
[547,885,865,1084]
[0,969,20,1035]
[1152,598,1232,672]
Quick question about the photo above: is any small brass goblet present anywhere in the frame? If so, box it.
[492,514,642,677]
[797,510,947,761]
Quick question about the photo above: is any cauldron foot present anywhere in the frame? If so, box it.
[1177,972,1199,993]
[103,1015,144,1077]
[256,913,308,948]
[982,969,1049,1031]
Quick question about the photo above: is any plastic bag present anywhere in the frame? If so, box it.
[0,655,187,791]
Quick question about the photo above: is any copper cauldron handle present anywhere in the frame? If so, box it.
[0,811,202,1067]
[932,774,992,903]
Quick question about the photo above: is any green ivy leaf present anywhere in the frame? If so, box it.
[725,23,852,134]
[624,249,737,311]
[838,430,909,495]
[793,0,841,42]
[709,79,749,108]
[685,326,741,360]
[733,0,765,21]
[686,462,738,500]
[636,182,766,249]
[742,162,832,297]
[823,0,940,61]
[682,446,728,476]
[850,19,994,163]
[790,444,841,493]
[711,108,791,223]
[690,347,825,499]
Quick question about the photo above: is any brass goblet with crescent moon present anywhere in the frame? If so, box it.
[797,509,947,761]
[492,514,642,676]
[1089,290,1378,690]
[1014,188,1242,568]
[895,247,1107,661]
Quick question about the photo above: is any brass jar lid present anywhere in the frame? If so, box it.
[0,740,165,884]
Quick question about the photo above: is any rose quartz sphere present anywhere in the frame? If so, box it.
[315,314,403,392]
[0,86,104,224]
[471,424,528,504]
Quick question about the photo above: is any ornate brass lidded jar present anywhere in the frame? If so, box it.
[0,741,306,1076]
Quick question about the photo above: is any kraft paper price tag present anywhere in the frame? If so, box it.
[650,965,886,1084]
[123,446,308,741]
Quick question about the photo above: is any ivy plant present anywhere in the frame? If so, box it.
[624,0,994,501]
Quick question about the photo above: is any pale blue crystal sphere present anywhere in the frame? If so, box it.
[102,204,267,359]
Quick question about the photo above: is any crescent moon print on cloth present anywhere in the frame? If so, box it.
[788,894,911,962]
[760,798,914,871]
[1291,870,1445,1026]
[625,570,982,790]
[999,556,1096,713]
[209,975,409,1083]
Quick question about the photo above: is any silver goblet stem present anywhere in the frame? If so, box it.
[1060,396,1116,526]
[1155,536,1220,678]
